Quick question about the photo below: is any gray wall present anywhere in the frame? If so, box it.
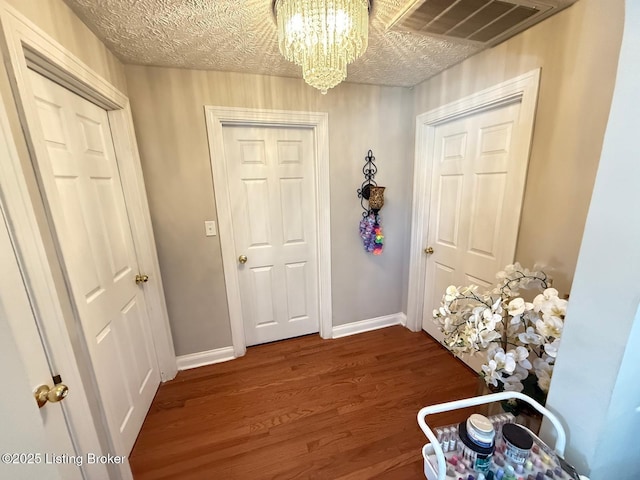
[124,67,414,355]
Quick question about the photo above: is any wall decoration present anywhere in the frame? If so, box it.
[357,150,385,255]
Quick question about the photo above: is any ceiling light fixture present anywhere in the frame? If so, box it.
[274,0,370,94]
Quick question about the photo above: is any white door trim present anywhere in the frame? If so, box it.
[406,69,541,332]
[0,3,176,477]
[205,106,332,357]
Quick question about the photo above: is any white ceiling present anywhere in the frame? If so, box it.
[63,0,568,88]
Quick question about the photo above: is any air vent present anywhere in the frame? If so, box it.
[388,0,574,46]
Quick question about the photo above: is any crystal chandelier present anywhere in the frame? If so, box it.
[274,0,370,94]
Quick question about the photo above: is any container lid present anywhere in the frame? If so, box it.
[466,414,495,447]
[502,423,533,450]
[468,414,494,433]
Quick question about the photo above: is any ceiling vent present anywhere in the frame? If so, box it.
[387,0,575,46]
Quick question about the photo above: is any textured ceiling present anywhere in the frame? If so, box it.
[62,0,557,88]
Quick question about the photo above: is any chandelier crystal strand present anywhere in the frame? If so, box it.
[275,0,369,94]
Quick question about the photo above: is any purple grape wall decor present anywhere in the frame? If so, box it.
[359,213,384,255]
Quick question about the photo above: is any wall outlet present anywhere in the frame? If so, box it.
[204,220,217,237]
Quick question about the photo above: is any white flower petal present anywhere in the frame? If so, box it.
[508,298,526,316]
[503,382,523,392]
[518,327,543,345]
[544,338,561,358]
[512,365,529,381]
[514,346,529,361]
[503,354,516,374]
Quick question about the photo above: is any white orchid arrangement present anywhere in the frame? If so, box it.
[432,263,568,400]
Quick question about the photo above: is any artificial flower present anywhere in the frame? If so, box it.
[536,368,552,393]
[532,288,560,311]
[544,338,561,358]
[478,329,501,349]
[518,326,543,345]
[444,285,460,302]
[433,263,566,404]
[491,348,516,374]
[540,296,568,321]
[481,360,502,387]
[535,316,563,338]
[502,375,524,392]
[511,346,532,370]
[507,298,526,316]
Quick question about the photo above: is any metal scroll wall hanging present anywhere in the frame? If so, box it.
[357,150,385,255]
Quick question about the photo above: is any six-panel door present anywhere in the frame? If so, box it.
[422,102,524,372]
[29,70,160,455]
[222,125,319,346]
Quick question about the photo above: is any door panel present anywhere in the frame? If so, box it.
[422,102,523,372]
[280,178,305,243]
[28,70,159,455]
[223,125,319,346]
[467,172,506,257]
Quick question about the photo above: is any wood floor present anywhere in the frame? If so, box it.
[130,326,480,479]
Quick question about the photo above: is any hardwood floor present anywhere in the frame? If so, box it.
[130,326,480,479]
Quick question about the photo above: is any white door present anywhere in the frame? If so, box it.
[222,125,319,346]
[28,70,160,455]
[422,102,527,371]
[0,198,81,480]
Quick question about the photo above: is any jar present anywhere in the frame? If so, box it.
[458,414,495,473]
[502,423,533,466]
[467,414,495,447]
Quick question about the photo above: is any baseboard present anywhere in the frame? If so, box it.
[176,346,235,370]
[177,314,410,366]
[332,312,406,339]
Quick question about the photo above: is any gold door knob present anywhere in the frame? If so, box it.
[34,383,69,408]
[238,255,248,264]
[424,247,434,255]
[135,274,149,285]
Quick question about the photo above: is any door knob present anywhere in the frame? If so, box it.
[135,274,149,285]
[34,383,69,408]
[238,255,248,264]
[424,246,434,255]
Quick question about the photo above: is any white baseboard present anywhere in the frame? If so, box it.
[177,314,410,366]
[176,346,235,370]
[332,312,406,339]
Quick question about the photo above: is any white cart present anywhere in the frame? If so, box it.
[417,391,569,480]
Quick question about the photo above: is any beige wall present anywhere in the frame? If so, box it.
[3,0,127,93]
[124,67,413,355]
[413,0,624,296]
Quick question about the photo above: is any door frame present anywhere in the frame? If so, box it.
[205,106,332,357]
[406,69,541,333]
[0,2,176,476]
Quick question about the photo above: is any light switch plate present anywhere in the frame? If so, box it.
[205,220,217,237]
